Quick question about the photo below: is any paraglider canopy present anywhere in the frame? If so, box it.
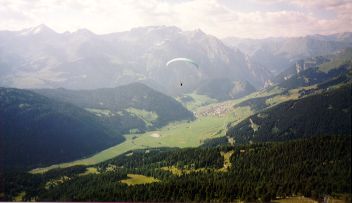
[166,57,199,69]
[166,57,199,87]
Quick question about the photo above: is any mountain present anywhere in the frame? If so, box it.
[226,85,351,144]
[223,33,352,75]
[0,25,271,95]
[196,79,256,101]
[272,48,352,89]
[34,83,194,134]
[0,87,123,170]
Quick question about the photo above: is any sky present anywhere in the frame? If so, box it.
[0,0,351,39]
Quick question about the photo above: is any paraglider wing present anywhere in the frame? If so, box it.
[166,58,199,69]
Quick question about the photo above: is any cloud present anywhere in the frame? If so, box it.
[0,0,351,38]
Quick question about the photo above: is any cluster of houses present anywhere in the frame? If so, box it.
[195,102,234,117]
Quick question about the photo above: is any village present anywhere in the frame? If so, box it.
[195,101,234,117]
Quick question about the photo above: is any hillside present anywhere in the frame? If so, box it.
[226,85,351,144]
[3,136,350,202]
[34,83,194,134]
[196,79,256,101]
[0,88,123,170]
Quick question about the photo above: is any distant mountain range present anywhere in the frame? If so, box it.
[0,24,271,95]
[223,32,352,75]
[1,25,350,96]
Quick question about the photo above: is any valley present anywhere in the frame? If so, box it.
[0,20,351,202]
[30,88,269,173]
[30,69,351,173]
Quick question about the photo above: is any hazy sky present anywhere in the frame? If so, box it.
[0,0,351,38]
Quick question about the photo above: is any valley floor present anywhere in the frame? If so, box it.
[31,84,339,173]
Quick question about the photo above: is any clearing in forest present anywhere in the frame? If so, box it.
[120,174,160,186]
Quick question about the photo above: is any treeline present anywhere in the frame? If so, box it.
[3,136,350,202]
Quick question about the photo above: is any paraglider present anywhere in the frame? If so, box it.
[166,57,199,86]
[166,57,199,69]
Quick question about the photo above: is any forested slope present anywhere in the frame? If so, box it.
[226,85,351,144]
[3,136,350,202]
[0,88,123,170]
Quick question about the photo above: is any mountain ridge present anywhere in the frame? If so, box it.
[0,24,272,95]
[223,32,352,75]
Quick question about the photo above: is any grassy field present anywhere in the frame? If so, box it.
[272,196,317,203]
[219,150,234,172]
[120,174,159,186]
[14,191,26,201]
[78,167,100,176]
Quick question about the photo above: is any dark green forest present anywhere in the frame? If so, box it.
[2,136,350,202]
